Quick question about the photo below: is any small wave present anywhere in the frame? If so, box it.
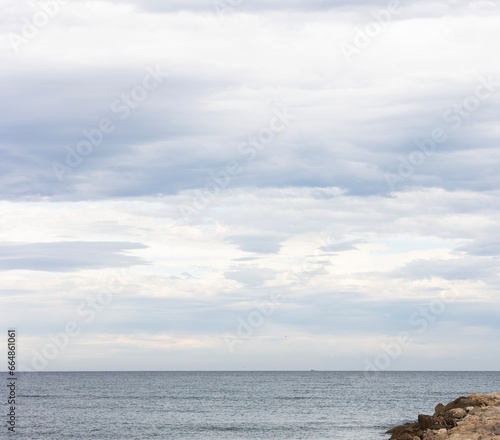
[199,425,247,432]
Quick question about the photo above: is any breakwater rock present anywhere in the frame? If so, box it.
[388,393,500,440]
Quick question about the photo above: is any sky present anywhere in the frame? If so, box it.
[1,0,499,371]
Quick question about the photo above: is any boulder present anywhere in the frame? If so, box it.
[434,403,445,416]
[387,393,500,440]
[387,422,422,440]
[418,414,448,430]
[448,408,466,418]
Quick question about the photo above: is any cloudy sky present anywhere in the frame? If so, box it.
[1,0,499,371]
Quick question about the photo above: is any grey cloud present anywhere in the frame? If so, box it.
[233,257,262,262]
[118,0,497,16]
[320,239,366,253]
[168,272,195,280]
[226,234,289,254]
[393,257,499,281]
[120,0,398,14]
[456,239,500,257]
[224,266,277,286]
[0,241,148,272]
[2,0,500,203]
[1,58,500,201]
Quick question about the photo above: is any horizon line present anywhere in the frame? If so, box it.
[4,370,500,373]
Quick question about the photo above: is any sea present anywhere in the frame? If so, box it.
[3,371,499,439]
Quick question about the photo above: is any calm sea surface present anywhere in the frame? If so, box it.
[4,371,499,439]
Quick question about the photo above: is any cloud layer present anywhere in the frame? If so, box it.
[0,0,499,371]
[0,241,148,271]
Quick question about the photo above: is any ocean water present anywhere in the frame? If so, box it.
[4,371,500,439]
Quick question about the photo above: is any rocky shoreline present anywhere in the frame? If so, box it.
[387,393,500,439]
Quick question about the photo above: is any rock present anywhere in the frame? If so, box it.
[387,422,421,440]
[443,397,477,411]
[418,414,447,430]
[387,423,415,434]
[450,423,476,432]
[397,434,417,440]
[434,403,446,416]
[445,408,467,419]
[387,393,500,440]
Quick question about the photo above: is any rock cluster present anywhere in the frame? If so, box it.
[387,393,500,440]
